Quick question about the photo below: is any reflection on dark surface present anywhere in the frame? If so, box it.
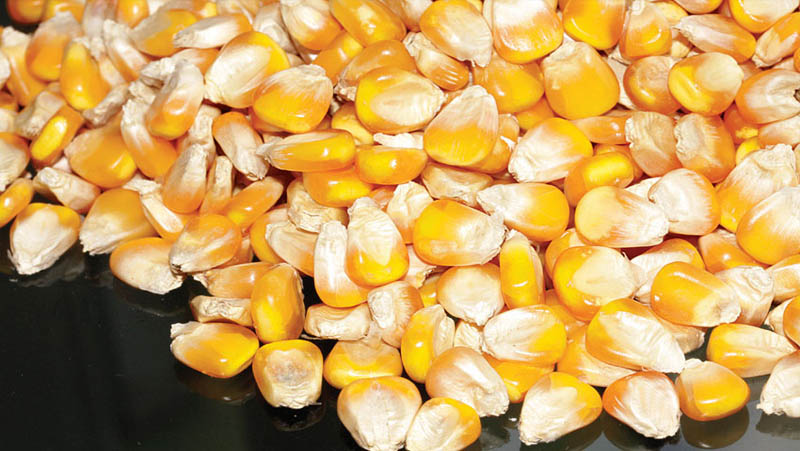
[174,364,256,406]
[682,408,749,449]
[757,412,800,441]
[526,411,606,451]
[604,416,681,450]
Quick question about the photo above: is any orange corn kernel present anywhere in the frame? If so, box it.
[0,92,18,112]
[630,238,705,303]
[552,246,643,322]
[32,167,99,214]
[7,0,45,23]
[499,232,545,309]
[737,187,800,265]
[385,181,433,244]
[30,104,83,167]
[718,146,798,233]
[413,199,505,267]
[9,203,81,276]
[199,262,274,300]
[477,182,568,242]
[624,111,681,177]
[755,12,800,67]
[757,114,800,147]
[314,221,370,308]
[59,39,110,111]
[472,55,544,115]
[586,299,684,373]
[423,86,497,166]
[603,372,681,439]
[418,273,440,307]
[212,113,267,180]
[0,133,29,191]
[200,156,234,215]
[345,197,409,287]
[252,340,323,409]
[401,304,455,382]
[253,65,333,133]
[403,32,468,91]
[279,0,341,51]
[735,137,762,163]
[647,169,721,236]
[557,325,635,387]
[484,355,552,404]
[161,144,208,214]
[735,69,800,125]
[265,220,317,275]
[716,265,774,326]
[770,255,800,301]
[169,214,242,273]
[757,350,800,416]
[562,0,625,50]
[437,264,503,326]
[265,130,356,173]
[485,0,562,64]
[514,97,554,131]
[668,52,743,116]
[355,139,427,185]
[676,14,756,63]
[0,178,34,229]
[406,397,480,451]
[544,229,590,278]
[508,117,592,183]
[204,31,290,108]
[130,8,198,57]
[699,228,765,273]
[518,372,602,445]
[25,11,81,82]
[338,376,421,451]
[64,121,137,189]
[651,261,740,327]
[312,31,364,85]
[303,166,373,208]
[422,162,489,205]
[287,178,348,233]
[43,0,84,21]
[541,41,619,120]
[330,102,372,146]
[784,296,800,346]
[109,236,184,293]
[249,206,288,264]
[623,56,681,115]
[323,339,403,389]
[135,188,193,242]
[619,0,672,60]
[707,323,797,377]
[145,61,204,139]
[724,104,759,144]
[571,113,629,146]
[335,39,416,101]
[426,347,509,417]
[483,305,567,365]
[564,152,636,207]
[120,100,179,179]
[103,21,152,83]
[170,322,258,378]
[418,0,492,67]
[2,30,46,106]
[250,263,305,343]
[222,177,283,229]
[330,0,406,47]
[355,67,443,134]
[575,186,669,248]
[729,0,797,33]
[116,0,148,27]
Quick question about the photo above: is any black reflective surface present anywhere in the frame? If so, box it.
[2,228,800,451]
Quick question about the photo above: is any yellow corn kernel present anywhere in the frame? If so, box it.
[418,0,492,67]
[405,397,480,451]
[486,0,562,64]
[324,340,403,389]
[330,103,372,146]
[43,0,84,21]
[699,228,765,273]
[211,112,268,180]
[355,140,427,185]
[330,0,406,47]
[130,8,198,57]
[553,247,643,322]
[735,69,800,125]
[418,273,440,307]
[519,372,602,444]
[707,323,797,377]
[769,256,800,301]
[204,31,290,108]
[564,152,635,206]
[108,236,184,293]
[623,56,681,115]
[63,120,137,189]
[437,264,504,326]
[253,65,333,133]
[544,228,590,278]
[278,0,341,51]
[562,0,625,50]
[472,55,544,114]
[515,97,554,131]
[575,186,669,248]
[603,372,681,439]
[483,305,566,365]
[199,156,233,215]
[169,214,241,273]
[403,32,468,91]
[7,0,45,23]
[335,39,416,100]
[651,261,740,327]
[287,179,348,234]
[540,41,619,120]
[674,115,734,183]
[2,30,46,106]
[313,221,369,307]
[668,52,744,116]
[0,178,34,229]
[120,100,179,180]
[757,350,800,417]
[303,166,373,208]
[619,0,672,60]
[32,167,99,214]
[571,113,630,146]
[737,187,800,264]
[9,203,80,276]
[170,322,258,378]
[250,263,305,342]
[161,144,207,214]
[59,39,110,111]
[509,117,593,182]
[265,220,317,275]
[265,130,356,173]
[304,302,371,341]
[145,61,204,139]
[401,304,455,382]
[385,181,433,244]
[344,197,408,286]
[477,182,569,242]
[498,232,545,309]
[312,31,364,84]
[630,238,705,303]
[729,0,797,33]
[724,104,759,144]
[25,11,81,81]
[223,178,283,230]
[625,111,682,177]
[557,325,635,387]
[251,339,322,409]
[426,347,509,417]
[484,355,552,404]
[116,0,148,27]
[199,262,274,300]
[30,104,83,167]
[676,14,756,63]
[355,67,443,134]
[753,12,800,67]
[647,168,721,236]
[249,206,287,264]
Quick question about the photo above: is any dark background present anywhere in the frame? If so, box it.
[2,4,800,450]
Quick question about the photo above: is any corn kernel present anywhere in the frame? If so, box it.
[249,263,305,343]
[619,0,672,60]
[562,0,625,50]
[109,237,184,295]
[735,69,800,125]
[729,0,797,33]
[330,0,406,47]
[265,220,317,275]
[405,397,480,451]
[575,186,669,248]
[0,178,33,229]
[335,39,416,100]
[737,187,800,265]
[304,303,371,341]
[557,325,635,387]
[668,52,743,116]
[486,0,562,64]
[324,340,403,389]
[25,11,81,82]
[400,304,455,382]
[757,351,800,417]
[426,347,509,417]
[418,0,492,67]
[169,214,241,273]
[403,32,468,91]
[170,322,258,379]
[707,323,797,377]
[252,340,322,409]
[603,371,680,439]
[253,65,333,133]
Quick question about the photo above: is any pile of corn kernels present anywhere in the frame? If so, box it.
[3,0,800,449]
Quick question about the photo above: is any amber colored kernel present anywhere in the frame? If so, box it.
[170,322,258,379]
